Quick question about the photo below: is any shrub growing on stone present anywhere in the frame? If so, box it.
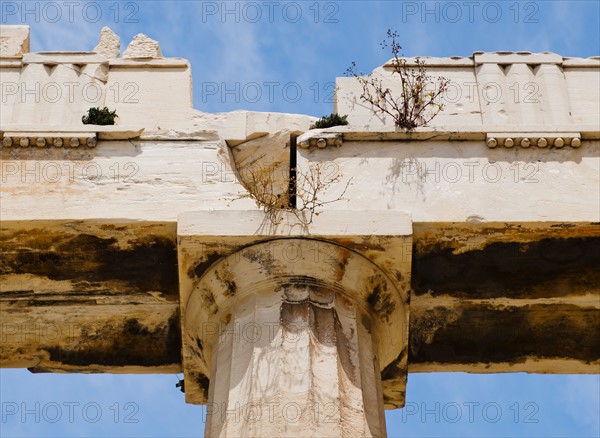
[82,107,118,125]
[310,113,349,129]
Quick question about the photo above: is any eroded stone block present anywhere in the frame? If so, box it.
[0,25,30,58]
[93,26,120,59]
[123,33,163,59]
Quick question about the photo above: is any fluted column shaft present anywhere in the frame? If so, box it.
[205,283,386,437]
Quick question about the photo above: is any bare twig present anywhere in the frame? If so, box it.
[235,162,351,226]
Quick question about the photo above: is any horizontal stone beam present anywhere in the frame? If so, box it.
[408,222,600,372]
[409,298,599,373]
[0,220,181,373]
[1,302,181,374]
[1,220,597,376]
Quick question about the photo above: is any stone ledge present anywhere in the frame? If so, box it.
[0,59,22,68]
[474,51,563,64]
[0,126,144,148]
[22,52,108,65]
[140,129,220,141]
[563,57,600,67]
[383,56,473,68]
[298,132,343,149]
[2,133,97,148]
[178,209,412,238]
[108,58,190,68]
[380,53,600,69]
[485,132,581,149]
[297,125,598,149]
[409,360,600,374]
[9,54,188,69]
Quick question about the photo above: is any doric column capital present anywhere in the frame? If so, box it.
[177,211,412,436]
[185,237,406,371]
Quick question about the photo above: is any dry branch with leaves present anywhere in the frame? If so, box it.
[346,29,450,129]
[235,162,351,226]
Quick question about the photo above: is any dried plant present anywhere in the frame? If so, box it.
[346,29,450,129]
[236,163,289,225]
[294,163,352,225]
[235,162,351,226]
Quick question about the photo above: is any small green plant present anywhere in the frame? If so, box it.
[346,29,450,130]
[310,113,349,129]
[82,107,118,125]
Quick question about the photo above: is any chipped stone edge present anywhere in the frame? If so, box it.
[1,57,189,69]
[108,58,189,68]
[139,129,220,141]
[22,52,109,65]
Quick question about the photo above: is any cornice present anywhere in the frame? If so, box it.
[297,125,598,149]
[0,126,144,149]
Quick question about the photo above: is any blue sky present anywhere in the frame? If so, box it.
[2,0,599,117]
[1,1,600,437]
